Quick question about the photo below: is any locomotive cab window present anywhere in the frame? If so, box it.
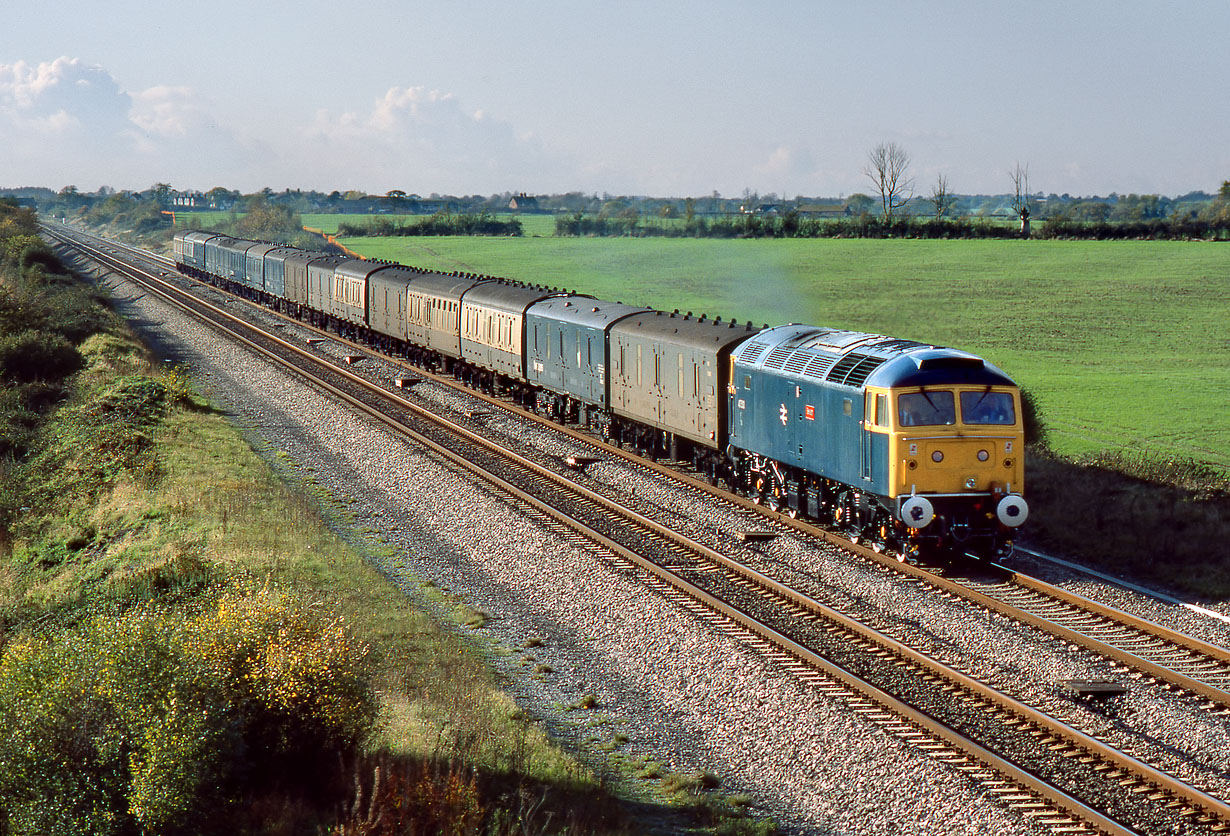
[960,391,1016,425]
[867,393,889,427]
[898,390,956,426]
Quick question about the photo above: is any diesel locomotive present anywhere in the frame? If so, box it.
[174,229,1028,558]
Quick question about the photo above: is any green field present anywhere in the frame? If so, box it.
[338,235,1230,472]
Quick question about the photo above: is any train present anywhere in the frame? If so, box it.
[173,229,1028,558]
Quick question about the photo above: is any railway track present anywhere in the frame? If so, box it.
[46,224,1230,835]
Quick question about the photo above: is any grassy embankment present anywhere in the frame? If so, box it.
[0,212,773,834]
[341,233,1230,596]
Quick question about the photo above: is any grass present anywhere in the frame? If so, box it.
[337,234,1230,473]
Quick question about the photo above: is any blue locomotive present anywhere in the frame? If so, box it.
[174,230,1028,557]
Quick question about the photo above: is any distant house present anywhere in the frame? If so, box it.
[170,190,204,208]
[508,193,540,212]
[797,203,851,218]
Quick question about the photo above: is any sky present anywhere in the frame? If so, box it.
[2,0,1228,198]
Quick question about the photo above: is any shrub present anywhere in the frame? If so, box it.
[0,584,378,836]
[1018,386,1048,448]
[0,330,83,385]
[18,241,68,275]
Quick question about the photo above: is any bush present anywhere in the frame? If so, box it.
[18,241,68,275]
[339,211,522,238]
[0,330,83,385]
[1018,387,1047,448]
[0,584,378,836]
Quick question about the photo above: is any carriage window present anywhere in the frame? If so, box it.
[898,391,956,426]
[960,391,1016,425]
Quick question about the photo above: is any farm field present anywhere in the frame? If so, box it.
[339,234,1230,473]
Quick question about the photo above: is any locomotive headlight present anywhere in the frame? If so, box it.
[977,449,990,462]
[931,451,944,463]
[964,478,977,489]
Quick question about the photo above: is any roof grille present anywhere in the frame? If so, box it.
[803,355,835,379]
[782,351,811,374]
[826,353,886,387]
[843,355,886,387]
[764,346,793,369]
[740,341,770,364]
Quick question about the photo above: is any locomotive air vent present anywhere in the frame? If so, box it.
[826,353,887,387]
[764,346,793,369]
[782,351,811,375]
[740,341,770,364]
[803,355,835,380]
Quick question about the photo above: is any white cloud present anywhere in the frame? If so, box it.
[0,57,265,190]
[299,86,572,193]
[0,57,134,185]
[0,59,590,194]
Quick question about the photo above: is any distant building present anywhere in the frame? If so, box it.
[797,203,851,218]
[170,190,204,208]
[508,193,540,212]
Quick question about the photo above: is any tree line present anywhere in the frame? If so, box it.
[337,211,522,237]
[555,205,1230,240]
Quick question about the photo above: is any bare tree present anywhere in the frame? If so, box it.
[1010,162,1032,237]
[929,173,956,219]
[863,142,914,221]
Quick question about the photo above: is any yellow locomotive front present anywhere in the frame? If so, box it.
[876,384,1028,554]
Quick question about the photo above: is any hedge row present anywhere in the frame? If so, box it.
[554,211,1230,240]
